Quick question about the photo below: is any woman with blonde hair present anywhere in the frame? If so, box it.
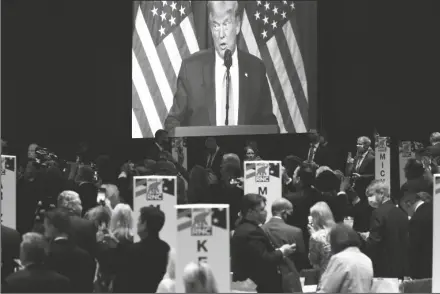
[156,248,176,293]
[308,201,336,279]
[109,203,134,244]
[182,262,218,293]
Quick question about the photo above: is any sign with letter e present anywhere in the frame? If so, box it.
[175,204,230,293]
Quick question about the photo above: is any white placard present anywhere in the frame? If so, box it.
[375,137,391,191]
[1,155,16,229]
[244,161,282,221]
[175,204,230,293]
[133,176,177,249]
[433,174,440,293]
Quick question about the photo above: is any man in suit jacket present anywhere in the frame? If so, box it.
[113,206,170,293]
[3,232,72,293]
[203,137,224,181]
[305,130,333,168]
[262,198,309,274]
[1,225,21,283]
[346,136,375,201]
[399,191,433,279]
[231,194,296,293]
[147,129,169,161]
[44,208,96,293]
[164,1,277,131]
[364,180,409,279]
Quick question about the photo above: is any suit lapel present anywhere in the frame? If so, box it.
[202,50,216,125]
[238,50,249,125]
[359,153,372,173]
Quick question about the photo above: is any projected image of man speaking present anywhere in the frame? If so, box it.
[164,1,277,130]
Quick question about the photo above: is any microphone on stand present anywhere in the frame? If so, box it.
[224,49,232,126]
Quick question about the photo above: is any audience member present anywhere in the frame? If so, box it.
[231,194,296,293]
[109,203,134,244]
[156,248,176,293]
[187,165,211,203]
[262,198,306,292]
[3,232,71,293]
[44,208,96,292]
[113,206,170,293]
[315,170,347,223]
[363,180,409,279]
[182,262,218,293]
[1,225,21,283]
[308,201,335,278]
[317,224,373,293]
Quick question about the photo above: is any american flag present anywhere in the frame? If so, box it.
[132,1,311,137]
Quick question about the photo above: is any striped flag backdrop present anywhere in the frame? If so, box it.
[132,1,315,138]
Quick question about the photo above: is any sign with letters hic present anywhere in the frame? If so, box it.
[433,174,440,293]
[398,141,424,188]
[244,161,282,222]
[133,176,177,248]
[175,204,230,293]
[375,137,391,191]
[1,155,16,229]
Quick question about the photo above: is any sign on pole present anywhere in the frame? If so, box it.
[433,174,440,293]
[175,204,230,293]
[244,161,282,221]
[133,176,177,249]
[375,137,391,190]
[1,155,16,229]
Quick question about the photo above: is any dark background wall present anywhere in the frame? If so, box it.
[2,0,439,162]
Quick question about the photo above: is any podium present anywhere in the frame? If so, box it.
[168,125,279,137]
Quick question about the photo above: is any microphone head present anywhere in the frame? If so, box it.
[224,49,232,68]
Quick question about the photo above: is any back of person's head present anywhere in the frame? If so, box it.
[315,170,339,193]
[430,132,440,145]
[44,208,72,239]
[57,190,82,216]
[101,184,120,209]
[404,158,425,180]
[271,198,293,220]
[329,223,361,254]
[20,232,48,266]
[110,203,134,242]
[84,205,112,229]
[282,155,302,176]
[240,193,267,224]
[316,166,332,178]
[310,201,335,230]
[155,129,168,141]
[76,165,95,183]
[220,153,242,182]
[138,206,165,237]
[183,262,218,293]
[297,164,315,187]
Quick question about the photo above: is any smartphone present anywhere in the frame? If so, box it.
[97,187,106,203]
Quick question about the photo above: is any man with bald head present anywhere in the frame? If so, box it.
[262,198,309,274]
[164,1,277,132]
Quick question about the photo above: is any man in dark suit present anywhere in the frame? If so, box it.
[399,190,433,279]
[164,1,277,131]
[203,137,224,181]
[363,180,409,279]
[305,129,333,168]
[1,225,21,283]
[44,208,96,293]
[113,206,170,293]
[147,129,169,161]
[231,194,296,293]
[262,198,308,273]
[57,190,97,258]
[3,232,71,293]
[346,136,375,201]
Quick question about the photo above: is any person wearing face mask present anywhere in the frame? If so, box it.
[262,199,308,292]
[164,1,277,132]
[399,190,433,279]
[363,180,409,279]
[231,194,296,293]
[346,136,375,201]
